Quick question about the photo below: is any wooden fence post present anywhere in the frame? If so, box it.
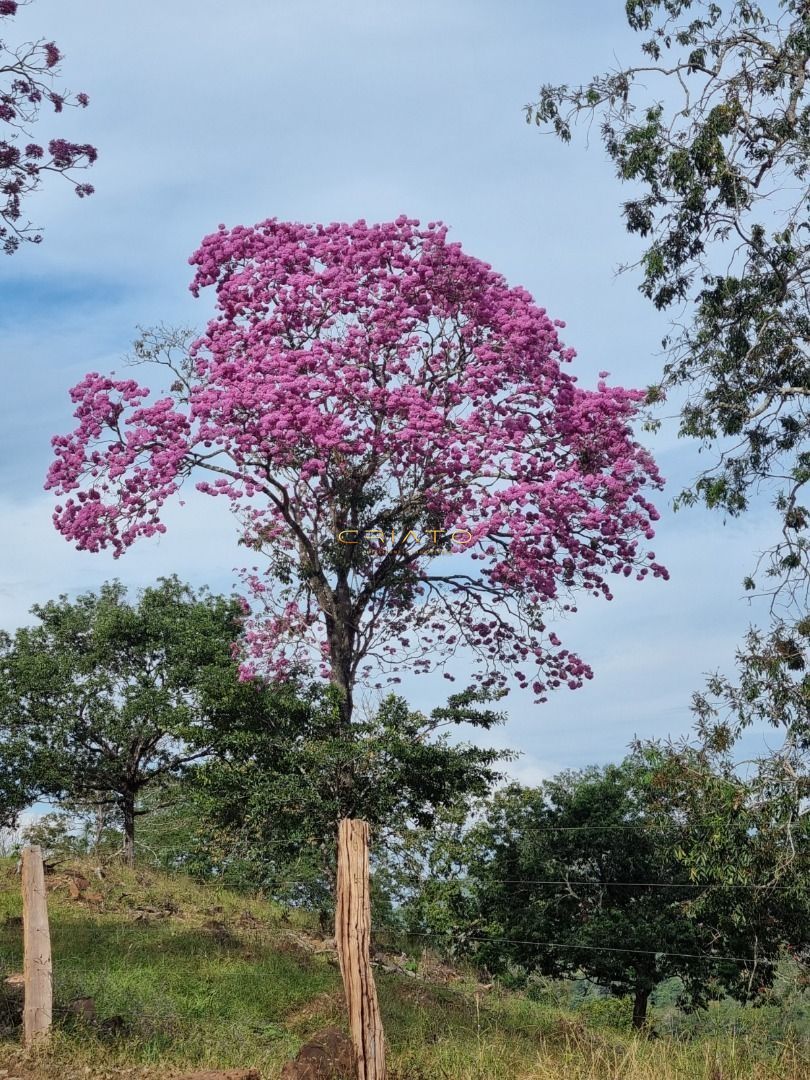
[21,844,52,1047]
[335,818,387,1080]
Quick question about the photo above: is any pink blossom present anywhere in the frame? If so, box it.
[47,217,668,706]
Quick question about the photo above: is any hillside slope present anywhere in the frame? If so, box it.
[0,858,805,1079]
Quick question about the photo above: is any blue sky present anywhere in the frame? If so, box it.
[0,0,775,784]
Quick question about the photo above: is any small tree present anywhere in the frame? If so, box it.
[46,216,667,1077]
[182,686,510,913]
[0,577,247,866]
[0,0,96,253]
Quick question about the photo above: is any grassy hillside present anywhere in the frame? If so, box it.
[0,858,805,1079]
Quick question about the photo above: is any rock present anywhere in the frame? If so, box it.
[67,995,96,1021]
[67,873,91,899]
[280,1028,355,1079]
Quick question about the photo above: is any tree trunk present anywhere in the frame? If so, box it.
[632,986,650,1029]
[92,802,106,853]
[328,610,387,1078]
[329,629,355,734]
[335,818,387,1080]
[121,791,136,868]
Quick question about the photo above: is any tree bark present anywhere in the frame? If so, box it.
[335,818,387,1080]
[121,791,136,868]
[632,985,650,1029]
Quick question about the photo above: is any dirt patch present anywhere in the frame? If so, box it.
[279,1028,354,1079]
[0,1061,260,1080]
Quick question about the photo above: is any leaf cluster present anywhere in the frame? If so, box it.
[529,0,810,608]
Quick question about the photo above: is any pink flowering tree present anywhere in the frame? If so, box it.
[48,216,667,727]
[47,215,667,1078]
[1,0,96,254]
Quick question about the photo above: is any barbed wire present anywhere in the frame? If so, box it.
[81,866,804,892]
[14,915,786,970]
[370,928,781,967]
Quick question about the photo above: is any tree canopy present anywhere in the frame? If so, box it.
[46,217,667,730]
[176,685,509,910]
[396,758,808,1027]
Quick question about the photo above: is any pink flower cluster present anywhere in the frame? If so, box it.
[49,374,189,553]
[47,216,668,701]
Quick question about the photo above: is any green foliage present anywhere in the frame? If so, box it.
[21,810,96,858]
[579,994,635,1030]
[635,734,809,998]
[0,728,35,830]
[0,577,253,860]
[688,619,810,814]
[20,803,125,860]
[136,684,510,911]
[394,756,808,1026]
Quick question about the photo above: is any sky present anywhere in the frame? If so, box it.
[0,0,777,785]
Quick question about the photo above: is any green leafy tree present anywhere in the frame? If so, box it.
[0,577,251,865]
[171,685,510,916]
[400,759,806,1028]
[0,730,35,830]
[529,0,810,591]
[640,733,809,976]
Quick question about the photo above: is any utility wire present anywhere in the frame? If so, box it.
[371,928,778,966]
[406,877,798,890]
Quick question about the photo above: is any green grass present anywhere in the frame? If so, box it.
[0,859,806,1078]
